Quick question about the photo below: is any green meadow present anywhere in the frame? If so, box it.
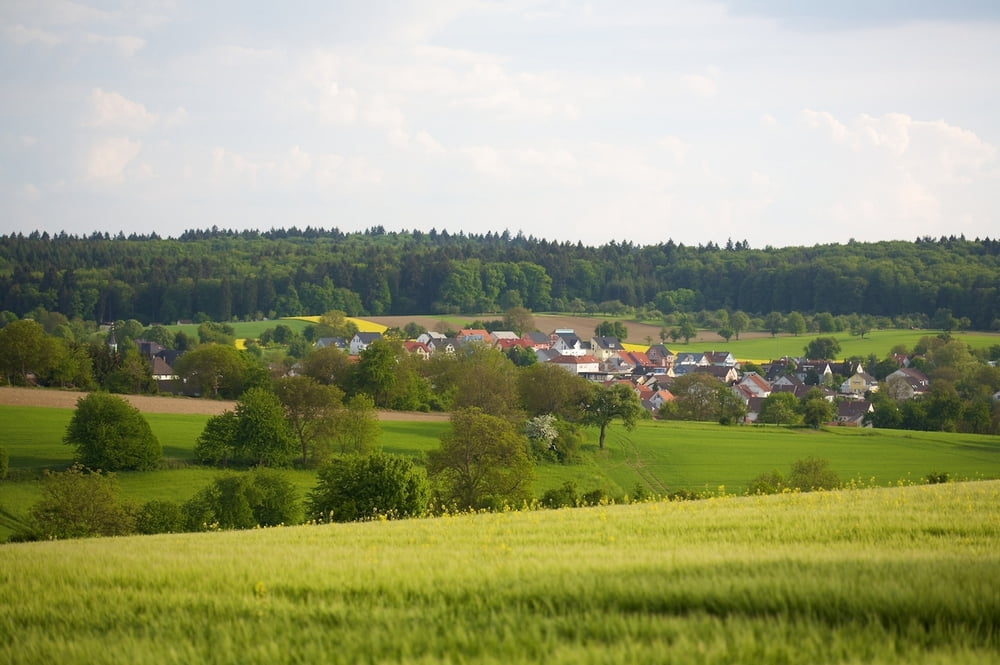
[161,317,316,341]
[672,328,1000,362]
[1,480,998,664]
[3,404,1000,541]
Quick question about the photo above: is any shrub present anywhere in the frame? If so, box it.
[184,469,302,531]
[540,481,579,508]
[788,457,840,491]
[924,471,950,484]
[580,488,610,506]
[64,393,161,471]
[135,500,185,534]
[29,465,135,539]
[0,446,7,480]
[307,453,430,522]
[747,469,787,495]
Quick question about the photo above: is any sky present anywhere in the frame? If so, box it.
[1,0,998,248]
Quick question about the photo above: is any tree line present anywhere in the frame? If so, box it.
[2,229,998,328]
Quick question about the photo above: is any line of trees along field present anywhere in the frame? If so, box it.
[2,229,998,328]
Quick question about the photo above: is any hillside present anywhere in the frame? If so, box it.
[1,481,997,664]
[2,231,997,327]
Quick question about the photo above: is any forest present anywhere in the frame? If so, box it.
[1,228,999,328]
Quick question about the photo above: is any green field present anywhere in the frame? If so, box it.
[3,404,1000,542]
[671,328,1000,362]
[160,317,316,341]
[1,480,997,664]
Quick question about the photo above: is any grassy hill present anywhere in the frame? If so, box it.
[3,403,999,541]
[1,480,997,664]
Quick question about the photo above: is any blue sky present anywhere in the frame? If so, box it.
[1,1,998,247]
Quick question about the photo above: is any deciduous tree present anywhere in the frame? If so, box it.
[428,408,534,510]
[233,387,298,467]
[581,383,643,449]
[273,376,344,466]
[758,391,801,426]
[64,393,161,471]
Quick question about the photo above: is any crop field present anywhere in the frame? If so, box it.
[1,480,998,664]
[3,402,1000,541]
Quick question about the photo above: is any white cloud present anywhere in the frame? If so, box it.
[83,32,145,56]
[659,136,689,165]
[800,109,850,143]
[680,73,718,97]
[87,88,157,132]
[2,23,61,46]
[85,137,142,183]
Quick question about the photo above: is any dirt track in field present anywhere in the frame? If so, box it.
[0,386,448,421]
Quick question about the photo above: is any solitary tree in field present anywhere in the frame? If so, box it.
[428,408,534,510]
[804,336,842,360]
[581,383,643,449]
[730,311,751,340]
[273,375,344,466]
[64,393,161,471]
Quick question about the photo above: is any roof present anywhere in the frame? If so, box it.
[549,354,599,365]
[592,336,623,350]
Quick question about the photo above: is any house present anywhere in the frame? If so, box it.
[548,354,600,375]
[551,330,587,356]
[693,365,739,383]
[315,337,347,350]
[737,372,772,398]
[645,344,674,366]
[416,331,448,345]
[703,351,737,367]
[401,341,431,360]
[522,331,551,350]
[349,332,383,355]
[456,328,490,343]
[649,389,675,410]
[836,400,873,426]
[489,330,519,345]
[673,352,713,371]
[426,337,456,354]
[885,368,930,400]
[840,367,879,395]
[794,360,835,385]
[496,338,533,353]
[591,336,625,362]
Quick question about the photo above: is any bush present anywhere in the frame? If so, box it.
[184,469,302,531]
[540,481,578,508]
[924,471,950,484]
[747,469,787,495]
[307,453,430,522]
[29,465,135,539]
[64,393,161,471]
[788,457,840,491]
[0,446,8,480]
[580,488,610,506]
[135,500,185,534]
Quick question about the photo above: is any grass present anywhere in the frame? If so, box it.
[670,328,999,363]
[1,480,998,664]
[4,403,999,541]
